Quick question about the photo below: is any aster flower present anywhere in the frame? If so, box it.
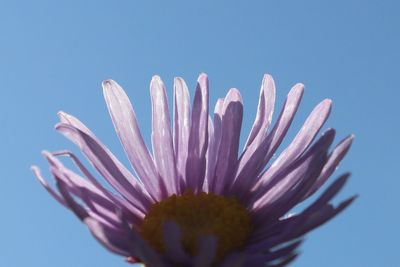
[32,73,355,267]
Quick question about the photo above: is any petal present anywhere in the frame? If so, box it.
[56,123,152,212]
[230,83,304,196]
[150,76,178,196]
[186,73,209,193]
[52,150,144,225]
[203,116,214,193]
[102,80,162,200]
[250,173,351,244]
[162,221,191,264]
[210,89,243,195]
[58,111,144,195]
[244,74,276,149]
[206,98,224,192]
[84,217,133,256]
[303,173,351,213]
[251,129,335,209]
[86,212,165,267]
[258,99,332,188]
[31,165,66,206]
[251,134,331,227]
[44,151,140,227]
[243,241,301,266]
[305,135,354,198]
[288,196,356,239]
[173,77,191,192]
[248,196,355,254]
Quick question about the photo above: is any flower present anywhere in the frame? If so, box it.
[32,73,355,267]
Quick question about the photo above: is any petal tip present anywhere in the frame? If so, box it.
[198,73,208,85]
[102,79,114,90]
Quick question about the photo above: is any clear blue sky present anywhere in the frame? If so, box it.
[0,1,398,266]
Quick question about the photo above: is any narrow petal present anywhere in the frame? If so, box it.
[52,150,145,225]
[263,240,302,262]
[203,116,214,193]
[55,178,89,221]
[186,73,209,193]
[210,89,243,194]
[305,135,354,198]
[58,112,154,204]
[288,197,356,238]
[244,74,276,149]
[173,77,191,192]
[150,76,178,196]
[86,211,165,267]
[44,151,141,226]
[230,84,304,196]
[250,173,351,244]
[206,98,224,192]
[31,165,66,206]
[84,217,133,256]
[243,241,301,266]
[102,80,162,200]
[248,196,355,254]
[162,221,191,264]
[250,129,335,208]
[56,123,152,212]
[303,173,350,213]
[258,99,332,188]
[251,138,330,227]
[266,254,298,267]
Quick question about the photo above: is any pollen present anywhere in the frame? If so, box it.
[139,190,252,261]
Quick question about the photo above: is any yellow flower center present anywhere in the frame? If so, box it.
[139,190,251,262]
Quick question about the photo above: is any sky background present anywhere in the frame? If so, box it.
[0,0,398,266]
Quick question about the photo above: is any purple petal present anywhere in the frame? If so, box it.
[289,196,356,238]
[250,129,335,209]
[250,174,351,244]
[173,77,191,192]
[44,151,140,227]
[230,83,304,196]
[248,196,355,254]
[206,98,224,192]
[150,76,179,196]
[210,89,243,195]
[203,116,214,193]
[251,137,330,227]
[102,80,162,200]
[186,73,209,193]
[86,213,165,266]
[303,173,351,213]
[305,135,354,198]
[162,221,191,264]
[31,165,66,206]
[263,240,302,262]
[244,74,276,149]
[58,112,144,194]
[52,150,145,225]
[257,98,332,188]
[84,217,133,256]
[56,123,152,212]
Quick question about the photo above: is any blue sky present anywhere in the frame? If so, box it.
[0,0,398,266]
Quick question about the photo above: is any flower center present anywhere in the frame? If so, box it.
[139,190,251,261]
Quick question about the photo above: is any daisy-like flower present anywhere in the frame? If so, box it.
[32,74,355,267]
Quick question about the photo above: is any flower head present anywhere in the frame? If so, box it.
[33,74,355,267]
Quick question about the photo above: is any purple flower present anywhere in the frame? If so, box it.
[32,74,355,267]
